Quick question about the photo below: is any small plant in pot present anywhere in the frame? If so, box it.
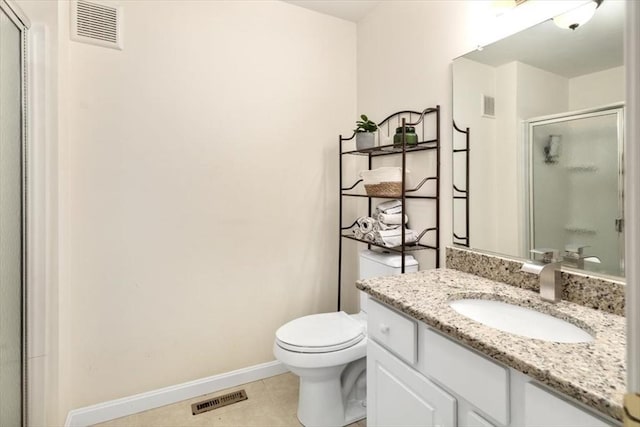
[354,114,378,151]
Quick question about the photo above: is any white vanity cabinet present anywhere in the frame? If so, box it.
[367,299,456,426]
[366,298,620,427]
[419,327,509,425]
[367,340,457,426]
[524,383,612,427]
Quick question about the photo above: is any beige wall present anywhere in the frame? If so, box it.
[569,66,625,111]
[25,0,356,420]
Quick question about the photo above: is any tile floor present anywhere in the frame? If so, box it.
[94,373,367,427]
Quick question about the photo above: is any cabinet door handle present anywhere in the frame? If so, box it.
[379,324,390,334]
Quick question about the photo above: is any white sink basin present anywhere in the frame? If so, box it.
[448,299,594,343]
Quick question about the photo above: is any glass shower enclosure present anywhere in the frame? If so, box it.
[527,105,624,277]
[0,1,28,425]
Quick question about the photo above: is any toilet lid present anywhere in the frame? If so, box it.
[275,311,365,353]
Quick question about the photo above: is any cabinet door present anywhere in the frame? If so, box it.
[464,411,495,427]
[368,340,456,427]
[524,383,614,427]
[420,327,509,425]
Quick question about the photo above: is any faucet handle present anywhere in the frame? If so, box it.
[530,248,559,263]
[564,244,589,257]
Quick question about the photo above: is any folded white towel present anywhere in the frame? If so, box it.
[377,213,408,225]
[378,222,400,231]
[353,228,364,240]
[375,228,418,248]
[376,228,414,238]
[376,200,402,214]
[381,205,403,215]
[357,216,376,233]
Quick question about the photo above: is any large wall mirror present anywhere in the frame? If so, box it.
[452,0,625,278]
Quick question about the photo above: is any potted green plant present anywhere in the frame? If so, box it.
[354,114,378,151]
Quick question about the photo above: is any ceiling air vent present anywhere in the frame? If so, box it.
[481,94,495,118]
[70,0,123,50]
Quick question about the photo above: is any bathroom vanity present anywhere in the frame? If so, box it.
[358,264,625,426]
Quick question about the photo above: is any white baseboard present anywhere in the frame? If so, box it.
[65,360,288,427]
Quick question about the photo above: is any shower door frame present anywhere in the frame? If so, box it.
[0,1,29,425]
[525,103,625,274]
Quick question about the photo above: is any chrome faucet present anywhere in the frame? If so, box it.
[563,244,589,269]
[520,249,562,303]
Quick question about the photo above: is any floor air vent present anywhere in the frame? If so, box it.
[191,390,248,415]
[70,0,123,50]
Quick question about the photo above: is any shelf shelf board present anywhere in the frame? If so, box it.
[342,193,437,200]
[342,139,438,157]
[341,234,437,252]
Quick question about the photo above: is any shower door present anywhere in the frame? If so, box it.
[0,1,28,425]
[528,106,624,277]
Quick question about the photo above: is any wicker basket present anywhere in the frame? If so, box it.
[364,181,402,197]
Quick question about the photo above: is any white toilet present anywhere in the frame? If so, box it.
[273,250,418,427]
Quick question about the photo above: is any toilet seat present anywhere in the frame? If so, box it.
[275,311,365,353]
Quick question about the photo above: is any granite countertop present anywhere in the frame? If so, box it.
[356,268,626,422]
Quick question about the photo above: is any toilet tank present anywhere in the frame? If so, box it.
[358,250,418,312]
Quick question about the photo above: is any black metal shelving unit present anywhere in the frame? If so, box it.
[337,107,441,310]
[453,121,470,247]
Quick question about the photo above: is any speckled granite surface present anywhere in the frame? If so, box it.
[446,247,626,316]
[356,269,626,422]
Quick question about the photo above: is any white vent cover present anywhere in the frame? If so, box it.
[71,0,123,50]
[481,94,495,118]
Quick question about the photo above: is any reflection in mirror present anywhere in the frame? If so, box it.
[528,107,624,276]
[452,0,625,278]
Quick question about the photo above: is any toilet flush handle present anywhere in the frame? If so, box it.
[379,324,390,334]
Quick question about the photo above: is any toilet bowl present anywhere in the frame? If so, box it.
[273,250,418,426]
[274,311,367,426]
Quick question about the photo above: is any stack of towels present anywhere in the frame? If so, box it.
[352,200,419,248]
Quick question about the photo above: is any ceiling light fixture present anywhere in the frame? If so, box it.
[553,0,603,31]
